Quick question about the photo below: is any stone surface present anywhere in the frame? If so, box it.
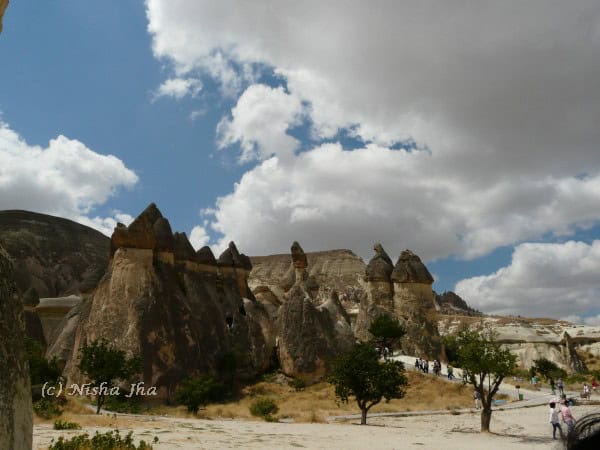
[390,249,434,284]
[49,204,271,398]
[0,244,33,450]
[0,210,109,298]
[250,248,366,311]
[36,295,82,344]
[365,243,394,282]
[434,291,482,316]
[273,242,354,381]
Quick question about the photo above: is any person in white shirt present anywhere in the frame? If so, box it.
[549,402,562,440]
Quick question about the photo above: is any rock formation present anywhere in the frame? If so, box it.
[273,242,354,381]
[35,295,82,343]
[355,246,442,358]
[434,291,482,316]
[0,210,109,299]
[0,244,33,450]
[249,248,367,311]
[49,204,271,398]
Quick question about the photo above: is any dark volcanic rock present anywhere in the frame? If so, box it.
[0,245,33,450]
[173,232,197,261]
[197,246,217,265]
[154,217,175,251]
[291,241,308,269]
[390,249,434,284]
[365,243,394,282]
[0,210,109,298]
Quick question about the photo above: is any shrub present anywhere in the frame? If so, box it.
[53,419,81,430]
[176,375,226,414]
[48,430,157,450]
[249,397,279,420]
[290,378,306,392]
[33,397,64,419]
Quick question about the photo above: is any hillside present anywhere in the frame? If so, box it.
[0,210,110,298]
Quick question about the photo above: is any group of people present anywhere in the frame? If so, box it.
[549,397,576,439]
[414,358,443,376]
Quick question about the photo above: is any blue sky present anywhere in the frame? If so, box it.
[1,1,600,323]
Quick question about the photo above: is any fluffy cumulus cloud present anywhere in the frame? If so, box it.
[189,225,210,250]
[154,77,202,100]
[0,121,138,235]
[205,145,600,261]
[455,241,600,321]
[146,1,600,258]
[217,84,304,162]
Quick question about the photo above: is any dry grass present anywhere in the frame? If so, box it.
[149,371,477,423]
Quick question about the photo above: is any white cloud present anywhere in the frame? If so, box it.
[147,1,600,260]
[189,225,210,250]
[0,121,138,235]
[204,144,600,261]
[217,84,304,162]
[455,241,600,320]
[154,77,202,100]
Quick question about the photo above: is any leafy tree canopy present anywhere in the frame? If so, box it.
[456,327,517,432]
[532,358,566,381]
[368,314,406,351]
[328,342,407,424]
[78,339,142,414]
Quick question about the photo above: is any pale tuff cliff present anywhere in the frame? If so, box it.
[49,204,271,398]
[250,248,367,309]
[438,316,594,371]
[355,245,443,358]
[0,245,33,450]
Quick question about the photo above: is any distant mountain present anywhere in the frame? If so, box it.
[0,210,110,298]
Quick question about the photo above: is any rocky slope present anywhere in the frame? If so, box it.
[0,210,109,298]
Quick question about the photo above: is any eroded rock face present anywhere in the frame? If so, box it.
[275,242,354,381]
[50,204,270,398]
[355,246,442,358]
[0,245,33,450]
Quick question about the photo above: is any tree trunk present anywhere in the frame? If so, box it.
[96,395,103,414]
[360,408,368,425]
[481,408,492,432]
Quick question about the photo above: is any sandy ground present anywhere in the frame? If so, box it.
[33,404,600,450]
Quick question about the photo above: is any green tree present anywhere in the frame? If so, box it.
[328,342,407,425]
[26,337,61,388]
[455,328,517,432]
[77,339,142,414]
[532,358,566,382]
[368,313,406,354]
[175,375,226,414]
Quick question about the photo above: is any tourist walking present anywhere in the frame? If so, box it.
[557,377,564,396]
[582,382,591,400]
[447,365,454,380]
[592,378,598,394]
[560,399,576,434]
[549,401,562,440]
[550,378,556,395]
